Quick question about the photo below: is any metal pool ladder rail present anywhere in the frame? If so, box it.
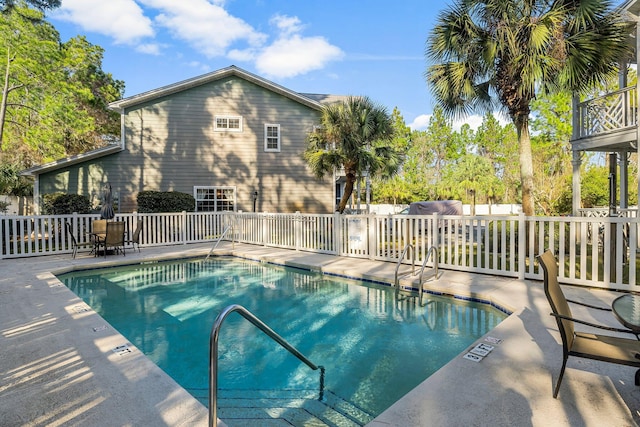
[395,244,439,306]
[204,222,234,260]
[208,304,325,427]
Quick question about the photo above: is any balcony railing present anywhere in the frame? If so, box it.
[575,85,637,139]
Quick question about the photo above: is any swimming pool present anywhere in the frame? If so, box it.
[58,257,508,425]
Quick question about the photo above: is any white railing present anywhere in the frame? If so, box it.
[1,211,638,288]
[576,85,637,138]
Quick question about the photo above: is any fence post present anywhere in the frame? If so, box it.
[334,212,342,255]
[295,211,302,251]
[0,215,5,259]
[518,212,526,280]
[262,212,268,247]
[432,213,439,251]
[181,211,187,245]
[367,212,378,260]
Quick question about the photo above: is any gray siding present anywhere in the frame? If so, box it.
[40,76,334,214]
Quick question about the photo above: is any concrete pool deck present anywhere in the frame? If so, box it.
[1,242,639,426]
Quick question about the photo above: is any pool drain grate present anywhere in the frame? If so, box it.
[73,305,90,313]
[463,338,500,362]
[112,344,133,356]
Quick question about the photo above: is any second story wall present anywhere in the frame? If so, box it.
[38,74,335,214]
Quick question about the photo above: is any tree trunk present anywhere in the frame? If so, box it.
[0,49,12,146]
[515,115,534,216]
[337,170,357,213]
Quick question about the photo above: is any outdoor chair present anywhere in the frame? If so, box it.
[65,222,95,258]
[537,250,640,398]
[97,221,126,258]
[92,219,107,236]
[126,219,143,252]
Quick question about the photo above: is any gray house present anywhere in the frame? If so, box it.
[22,65,342,214]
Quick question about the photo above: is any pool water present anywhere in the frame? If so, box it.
[58,257,508,419]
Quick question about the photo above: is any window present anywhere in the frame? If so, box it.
[214,115,242,132]
[264,124,280,152]
[194,186,236,212]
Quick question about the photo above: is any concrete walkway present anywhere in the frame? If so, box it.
[1,243,639,426]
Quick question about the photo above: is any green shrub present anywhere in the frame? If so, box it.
[137,191,195,213]
[42,193,91,214]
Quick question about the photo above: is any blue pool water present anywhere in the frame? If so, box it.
[58,257,508,420]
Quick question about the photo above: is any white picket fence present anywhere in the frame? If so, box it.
[1,211,638,288]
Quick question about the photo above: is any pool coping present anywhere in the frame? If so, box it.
[1,242,640,426]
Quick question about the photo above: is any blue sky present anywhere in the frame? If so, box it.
[46,0,483,131]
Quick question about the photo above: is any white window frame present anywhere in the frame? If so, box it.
[194,186,237,212]
[214,115,243,132]
[264,123,281,152]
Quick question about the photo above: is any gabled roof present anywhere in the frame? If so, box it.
[21,144,123,177]
[620,0,640,17]
[108,65,330,112]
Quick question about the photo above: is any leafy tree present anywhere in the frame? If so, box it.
[371,107,412,204]
[373,174,413,204]
[0,162,31,196]
[0,4,123,167]
[304,96,400,213]
[443,153,504,213]
[426,0,629,216]
[1,0,60,12]
[0,5,59,148]
[474,113,519,203]
[529,91,573,214]
[581,166,610,208]
[400,108,465,201]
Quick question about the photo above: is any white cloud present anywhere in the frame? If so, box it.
[270,14,305,37]
[256,35,344,78]
[142,0,266,57]
[254,14,343,79]
[187,61,212,73]
[54,0,154,44]
[54,1,343,79]
[455,114,484,131]
[409,114,431,131]
[136,43,162,55]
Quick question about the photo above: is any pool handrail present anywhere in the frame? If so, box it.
[209,304,325,427]
[394,243,415,299]
[204,223,234,260]
[417,246,439,306]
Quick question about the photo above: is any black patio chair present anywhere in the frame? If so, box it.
[65,222,95,258]
[126,219,143,252]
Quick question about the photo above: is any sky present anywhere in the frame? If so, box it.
[46,0,488,131]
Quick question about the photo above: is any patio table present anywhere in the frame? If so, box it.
[612,294,640,333]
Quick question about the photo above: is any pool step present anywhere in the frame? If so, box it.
[190,388,374,427]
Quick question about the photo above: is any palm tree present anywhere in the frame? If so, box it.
[304,96,400,213]
[426,0,630,216]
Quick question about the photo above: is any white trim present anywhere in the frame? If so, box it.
[107,65,324,112]
[264,123,281,152]
[193,186,237,212]
[214,115,243,132]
